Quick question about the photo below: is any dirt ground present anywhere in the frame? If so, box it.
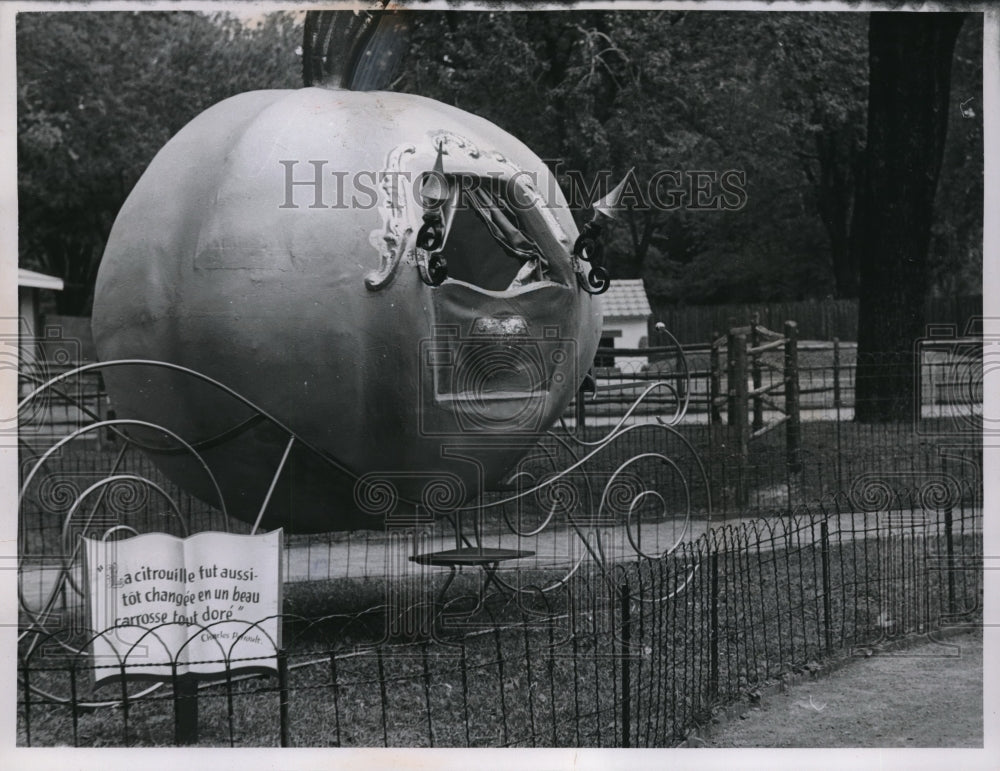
[699,630,983,748]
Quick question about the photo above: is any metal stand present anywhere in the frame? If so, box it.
[414,336,709,604]
[410,547,535,604]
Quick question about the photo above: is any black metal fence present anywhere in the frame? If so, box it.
[18,486,982,747]
[16,341,985,746]
[648,295,982,345]
[18,363,983,586]
[571,339,983,519]
[582,339,983,425]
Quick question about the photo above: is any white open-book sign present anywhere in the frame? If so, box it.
[83,530,283,684]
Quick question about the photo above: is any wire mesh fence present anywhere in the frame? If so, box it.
[17,338,983,537]
[647,295,981,345]
[569,339,983,522]
[16,343,985,746]
[18,393,982,587]
[585,341,983,422]
[18,485,982,747]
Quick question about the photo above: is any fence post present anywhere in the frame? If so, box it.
[105,407,117,444]
[709,550,720,700]
[784,321,801,473]
[278,649,290,747]
[915,339,924,421]
[69,665,80,747]
[945,501,956,618]
[22,655,31,746]
[726,329,737,426]
[661,322,687,403]
[750,313,763,431]
[833,337,842,489]
[710,331,722,425]
[833,337,841,411]
[173,672,200,745]
[821,519,833,653]
[619,579,631,748]
[733,333,749,507]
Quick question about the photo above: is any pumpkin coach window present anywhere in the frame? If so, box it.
[432,175,552,292]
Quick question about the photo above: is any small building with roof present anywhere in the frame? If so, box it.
[18,268,64,360]
[19,268,63,326]
[17,267,66,401]
[597,278,653,371]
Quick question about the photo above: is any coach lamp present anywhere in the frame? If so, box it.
[573,170,634,295]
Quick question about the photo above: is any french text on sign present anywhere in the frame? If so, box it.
[83,529,282,684]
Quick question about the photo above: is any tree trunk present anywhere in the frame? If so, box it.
[852,12,964,423]
[814,128,862,299]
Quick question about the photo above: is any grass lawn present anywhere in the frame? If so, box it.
[18,510,982,747]
[16,346,984,747]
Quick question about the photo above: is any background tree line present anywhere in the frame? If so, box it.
[17,9,983,420]
[17,11,303,315]
[399,10,982,311]
[17,10,982,318]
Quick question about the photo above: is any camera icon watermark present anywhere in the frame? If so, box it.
[5,319,85,448]
[914,319,986,439]
[847,471,966,514]
[418,322,578,437]
[353,469,466,527]
[509,465,649,529]
[19,472,163,647]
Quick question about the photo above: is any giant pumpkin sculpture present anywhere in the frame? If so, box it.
[92,10,605,533]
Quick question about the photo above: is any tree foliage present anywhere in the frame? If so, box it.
[17,11,302,314]
[398,10,980,309]
[17,10,982,321]
[399,11,863,304]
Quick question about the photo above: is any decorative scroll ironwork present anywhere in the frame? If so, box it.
[365,143,416,290]
[17,348,706,709]
[367,131,573,291]
[419,339,707,602]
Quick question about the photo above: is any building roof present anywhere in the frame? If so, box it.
[18,268,64,291]
[601,278,651,319]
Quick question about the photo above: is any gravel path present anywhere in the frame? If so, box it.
[698,629,983,748]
